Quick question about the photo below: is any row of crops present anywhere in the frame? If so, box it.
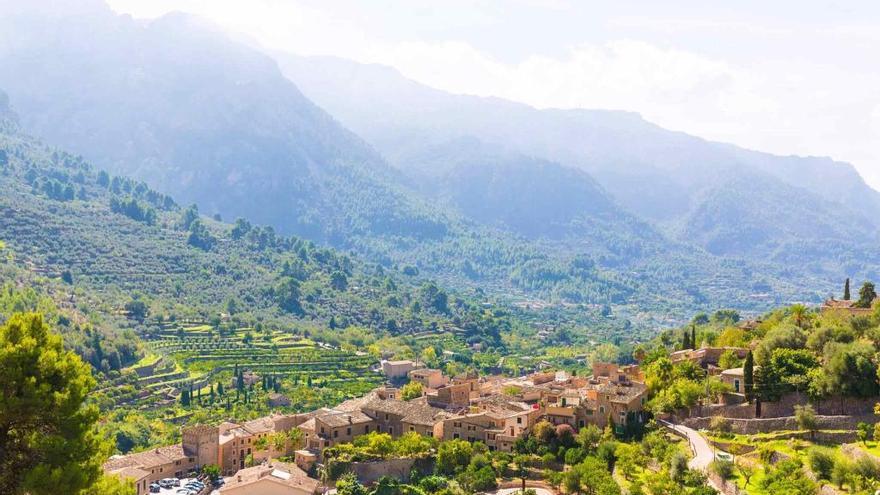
[108,320,383,413]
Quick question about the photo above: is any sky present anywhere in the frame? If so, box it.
[106,0,880,189]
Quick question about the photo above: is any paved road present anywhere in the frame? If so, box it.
[658,419,717,471]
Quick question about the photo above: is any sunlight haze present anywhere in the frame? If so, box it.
[106,0,880,189]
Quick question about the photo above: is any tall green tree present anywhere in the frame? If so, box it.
[844,278,851,300]
[0,313,105,495]
[857,281,877,308]
[743,350,755,403]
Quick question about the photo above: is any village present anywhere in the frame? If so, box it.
[101,288,880,495]
[103,345,757,495]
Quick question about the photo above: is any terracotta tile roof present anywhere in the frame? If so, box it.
[107,465,151,482]
[363,398,449,426]
[103,445,188,471]
[221,461,318,494]
[317,410,374,428]
[298,418,316,433]
[243,416,275,435]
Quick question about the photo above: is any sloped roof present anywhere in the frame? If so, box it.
[221,461,318,494]
[363,398,449,426]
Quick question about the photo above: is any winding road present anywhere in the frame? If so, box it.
[658,419,720,470]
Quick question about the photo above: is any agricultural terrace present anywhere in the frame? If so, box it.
[94,318,383,429]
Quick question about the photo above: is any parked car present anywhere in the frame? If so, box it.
[149,483,161,493]
[159,478,175,488]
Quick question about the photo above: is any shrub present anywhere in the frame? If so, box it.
[807,448,833,480]
[669,452,688,482]
[831,458,852,488]
[710,459,735,481]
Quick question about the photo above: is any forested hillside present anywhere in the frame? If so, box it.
[278,54,880,276]
[0,1,867,322]
[0,2,444,244]
[0,95,521,369]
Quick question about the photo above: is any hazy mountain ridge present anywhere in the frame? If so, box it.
[277,54,880,232]
[276,53,880,276]
[0,2,869,318]
[0,5,446,244]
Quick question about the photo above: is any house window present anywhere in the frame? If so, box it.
[389,427,393,435]
[365,425,370,433]
[385,414,389,420]
[453,433,460,439]
[410,426,415,431]
[517,417,522,424]
[734,379,741,393]
[347,427,351,436]
[334,430,338,438]
[579,420,585,428]
[599,406,605,414]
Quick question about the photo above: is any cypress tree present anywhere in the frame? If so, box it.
[744,351,754,403]
[682,328,690,350]
[844,278,851,300]
[691,325,697,349]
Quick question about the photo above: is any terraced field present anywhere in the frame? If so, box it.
[101,319,384,414]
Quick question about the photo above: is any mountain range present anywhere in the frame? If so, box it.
[1,0,877,323]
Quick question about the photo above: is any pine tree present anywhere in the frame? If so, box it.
[857,281,877,308]
[844,278,851,300]
[743,351,754,403]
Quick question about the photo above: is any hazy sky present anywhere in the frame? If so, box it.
[106,0,880,189]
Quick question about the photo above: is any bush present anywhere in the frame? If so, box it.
[807,448,833,480]
[831,458,851,488]
[710,459,735,481]
[669,452,688,482]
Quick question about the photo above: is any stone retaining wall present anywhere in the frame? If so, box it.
[699,393,878,419]
[349,457,433,484]
[684,415,872,435]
